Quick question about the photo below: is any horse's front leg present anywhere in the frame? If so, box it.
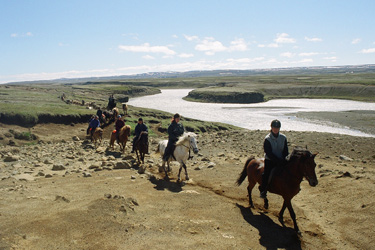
[278,200,287,226]
[182,162,189,181]
[162,160,169,180]
[285,200,300,234]
[177,162,183,182]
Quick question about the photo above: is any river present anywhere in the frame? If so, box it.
[128,89,375,137]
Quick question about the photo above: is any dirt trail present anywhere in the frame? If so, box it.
[1,122,375,249]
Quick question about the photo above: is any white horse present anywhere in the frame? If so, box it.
[156,132,199,182]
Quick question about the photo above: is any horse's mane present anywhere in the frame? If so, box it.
[286,146,313,161]
[176,132,197,146]
[120,125,131,136]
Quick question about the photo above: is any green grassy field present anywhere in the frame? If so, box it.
[1,72,374,127]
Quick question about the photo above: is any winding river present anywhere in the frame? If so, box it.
[128,89,375,137]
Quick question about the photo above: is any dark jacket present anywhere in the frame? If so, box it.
[89,119,100,128]
[168,120,184,141]
[264,132,289,162]
[115,119,125,132]
[135,123,148,137]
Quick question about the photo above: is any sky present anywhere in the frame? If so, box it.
[1,0,375,84]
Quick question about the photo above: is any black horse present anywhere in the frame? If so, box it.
[134,132,148,164]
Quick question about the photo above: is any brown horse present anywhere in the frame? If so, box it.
[109,125,131,153]
[236,147,318,233]
[91,127,103,148]
[134,131,148,164]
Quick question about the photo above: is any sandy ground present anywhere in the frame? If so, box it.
[0,110,375,249]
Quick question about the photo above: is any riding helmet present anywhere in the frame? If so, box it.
[271,119,281,128]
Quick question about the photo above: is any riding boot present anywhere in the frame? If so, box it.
[260,173,268,199]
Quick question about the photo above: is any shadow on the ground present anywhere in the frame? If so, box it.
[236,203,302,250]
[148,175,183,193]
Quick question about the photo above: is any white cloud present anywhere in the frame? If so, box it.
[183,34,199,41]
[280,52,295,58]
[323,56,337,62]
[229,38,248,51]
[195,37,227,55]
[58,42,69,47]
[298,58,313,63]
[299,52,319,57]
[227,57,264,63]
[178,53,194,58]
[118,43,176,55]
[258,43,279,48]
[351,38,361,44]
[359,48,375,54]
[186,36,248,55]
[305,36,323,42]
[274,33,296,44]
[142,55,155,60]
[11,32,33,38]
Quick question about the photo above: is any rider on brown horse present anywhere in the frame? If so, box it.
[131,117,149,154]
[115,115,125,143]
[163,113,185,162]
[259,119,289,199]
[88,115,100,138]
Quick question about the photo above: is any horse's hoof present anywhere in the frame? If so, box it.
[185,177,189,181]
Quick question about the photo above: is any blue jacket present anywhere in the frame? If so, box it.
[89,119,100,128]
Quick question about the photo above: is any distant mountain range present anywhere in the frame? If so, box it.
[8,64,375,85]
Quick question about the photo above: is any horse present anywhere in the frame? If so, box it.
[122,103,128,115]
[109,125,131,153]
[236,147,318,233]
[91,127,103,148]
[112,107,119,120]
[156,132,199,182]
[134,131,148,164]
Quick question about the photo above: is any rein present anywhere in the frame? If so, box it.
[178,140,195,160]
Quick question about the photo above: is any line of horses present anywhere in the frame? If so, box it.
[89,117,319,234]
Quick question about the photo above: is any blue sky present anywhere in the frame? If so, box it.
[1,0,374,83]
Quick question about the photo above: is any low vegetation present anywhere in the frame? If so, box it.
[1,70,374,127]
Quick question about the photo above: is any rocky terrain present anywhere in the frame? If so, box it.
[0,119,374,249]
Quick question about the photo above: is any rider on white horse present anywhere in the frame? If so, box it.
[163,113,185,162]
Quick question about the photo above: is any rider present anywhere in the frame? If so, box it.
[89,115,100,138]
[163,113,185,162]
[259,119,289,199]
[131,117,149,153]
[86,115,95,135]
[115,115,125,143]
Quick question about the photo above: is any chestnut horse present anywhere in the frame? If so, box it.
[109,125,131,153]
[91,127,103,148]
[236,147,318,233]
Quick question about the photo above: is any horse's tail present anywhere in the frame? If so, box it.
[236,157,254,186]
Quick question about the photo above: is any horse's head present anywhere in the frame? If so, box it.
[290,147,318,187]
[187,132,199,154]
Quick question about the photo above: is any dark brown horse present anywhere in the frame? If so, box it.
[134,131,148,164]
[236,147,318,233]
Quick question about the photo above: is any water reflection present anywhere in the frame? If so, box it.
[128,89,375,137]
